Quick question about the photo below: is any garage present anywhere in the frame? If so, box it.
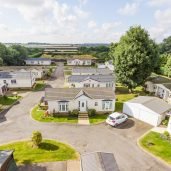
[123,96,171,126]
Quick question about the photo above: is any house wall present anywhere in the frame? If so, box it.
[123,102,165,126]
[67,59,92,66]
[0,76,35,88]
[26,60,51,66]
[47,95,115,113]
[68,79,115,90]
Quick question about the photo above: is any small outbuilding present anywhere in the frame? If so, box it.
[0,150,18,171]
[123,96,171,126]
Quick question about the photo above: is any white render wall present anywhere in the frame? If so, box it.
[67,59,92,66]
[68,79,115,90]
[0,77,35,88]
[26,60,51,66]
[123,102,165,126]
[48,96,115,113]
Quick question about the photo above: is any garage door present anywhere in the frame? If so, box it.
[139,110,159,126]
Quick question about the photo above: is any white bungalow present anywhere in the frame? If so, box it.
[25,58,51,66]
[0,71,35,89]
[45,88,115,114]
[68,75,115,89]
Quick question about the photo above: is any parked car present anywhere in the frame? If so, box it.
[106,112,128,127]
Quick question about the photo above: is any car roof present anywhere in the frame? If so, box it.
[109,112,122,118]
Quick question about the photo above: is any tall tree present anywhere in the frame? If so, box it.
[160,36,171,54]
[164,57,171,77]
[111,26,159,92]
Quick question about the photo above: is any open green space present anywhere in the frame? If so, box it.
[32,105,78,123]
[0,140,78,164]
[139,131,171,164]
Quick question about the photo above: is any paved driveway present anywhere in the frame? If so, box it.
[0,69,170,170]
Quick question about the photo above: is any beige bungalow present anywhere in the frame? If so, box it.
[45,88,115,114]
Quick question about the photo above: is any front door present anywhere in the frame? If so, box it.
[79,100,87,112]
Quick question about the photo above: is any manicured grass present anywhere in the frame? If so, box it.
[33,81,46,91]
[89,114,109,124]
[64,70,72,75]
[32,105,78,123]
[139,131,171,164]
[0,96,20,106]
[115,85,146,112]
[0,140,78,164]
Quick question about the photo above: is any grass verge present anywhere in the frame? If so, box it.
[139,131,171,164]
[89,114,109,124]
[0,139,78,164]
[31,105,78,123]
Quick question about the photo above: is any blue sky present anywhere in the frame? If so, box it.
[0,0,171,43]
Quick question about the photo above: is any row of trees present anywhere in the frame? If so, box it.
[0,43,42,66]
[79,46,110,61]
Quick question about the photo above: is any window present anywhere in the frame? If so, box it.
[95,102,98,106]
[92,84,94,87]
[59,102,68,112]
[11,80,17,84]
[84,84,90,87]
[97,84,100,87]
[102,101,112,110]
[3,80,6,84]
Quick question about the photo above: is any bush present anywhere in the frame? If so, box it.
[88,109,96,116]
[31,131,42,147]
[71,109,79,116]
[162,119,169,126]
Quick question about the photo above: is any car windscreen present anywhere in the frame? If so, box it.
[109,116,115,120]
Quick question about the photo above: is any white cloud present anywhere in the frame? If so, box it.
[148,0,171,7]
[118,2,139,16]
[88,21,97,29]
[149,8,171,41]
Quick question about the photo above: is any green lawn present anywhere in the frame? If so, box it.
[64,70,72,75]
[139,131,171,164]
[0,140,78,164]
[89,114,109,124]
[32,105,78,123]
[0,96,20,106]
[33,81,46,91]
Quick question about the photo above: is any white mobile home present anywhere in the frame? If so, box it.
[0,72,35,89]
[45,88,115,114]
[72,68,113,75]
[25,58,51,66]
[123,96,171,126]
[68,75,115,89]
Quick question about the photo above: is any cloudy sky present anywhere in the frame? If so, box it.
[0,0,171,43]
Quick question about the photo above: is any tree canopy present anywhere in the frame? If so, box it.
[159,36,171,54]
[111,26,159,91]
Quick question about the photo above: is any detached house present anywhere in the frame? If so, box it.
[67,55,95,66]
[19,68,44,79]
[0,71,35,89]
[68,75,115,89]
[145,76,171,104]
[45,88,115,114]
[25,58,51,66]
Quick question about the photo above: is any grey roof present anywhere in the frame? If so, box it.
[25,58,51,61]
[127,96,171,114]
[0,150,13,167]
[0,71,33,79]
[72,67,113,75]
[81,152,120,171]
[162,83,171,91]
[45,88,115,101]
[68,75,114,83]
[147,75,171,84]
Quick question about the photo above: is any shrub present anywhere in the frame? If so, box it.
[162,119,169,126]
[31,131,42,147]
[71,109,79,116]
[3,95,8,100]
[88,109,96,116]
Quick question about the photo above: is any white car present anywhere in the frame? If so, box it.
[106,112,128,127]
